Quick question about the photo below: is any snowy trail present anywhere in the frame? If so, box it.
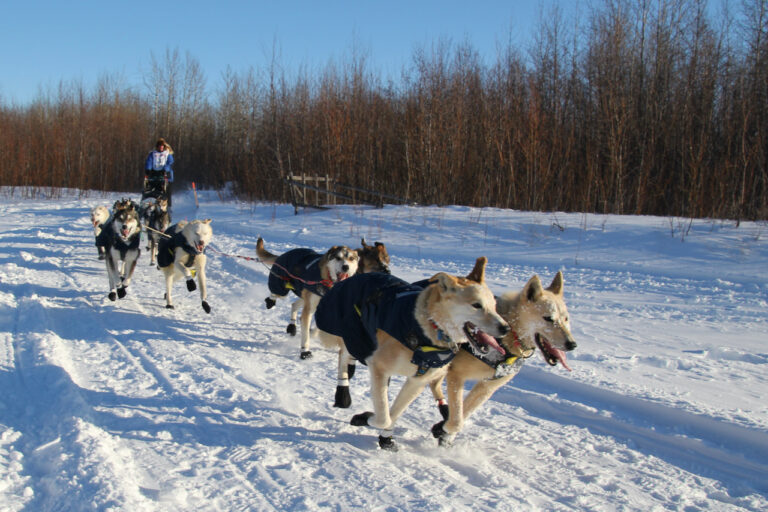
[0,191,767,511]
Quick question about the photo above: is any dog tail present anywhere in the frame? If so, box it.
[256,237,278,265]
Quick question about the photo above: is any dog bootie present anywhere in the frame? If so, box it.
[350,411,373,426]
[300,350,312,360]
[117,286,127,299]
[202,301,211,314]
[186,278,197,292]
[287,323,297,336]
[378,435,397,451]
[334,385,351,408]
[265,297,276,309]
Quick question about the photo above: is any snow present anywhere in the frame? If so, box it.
[1,187,767,511]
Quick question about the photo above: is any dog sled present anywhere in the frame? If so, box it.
[141,170,169,202]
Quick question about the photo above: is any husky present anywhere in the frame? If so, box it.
[256,238,359,360]
[157,220,213,313]
[95,204,142,301]
[113,197,139,214]
[356,238,390,274]
[429,272,577,446]
[143,196,171,265]
[90,205,110,260]
[314,257,509,451]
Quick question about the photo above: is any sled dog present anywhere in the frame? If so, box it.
[429,271,577,445]
[143,196,171,265]
[256,237,359,360]
[356,238,390,274]
[157,220,213,313]
[315,257,509,451]
[330,238,392,388]
[90,205,110,260]
[95,204,142,301]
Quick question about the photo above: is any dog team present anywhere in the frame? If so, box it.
[90,199,577,451]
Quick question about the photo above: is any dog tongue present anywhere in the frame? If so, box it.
[475,329,505,354]
[544,342,572,371]
[338,272,349,281]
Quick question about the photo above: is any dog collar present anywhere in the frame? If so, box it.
[428,319,451,343]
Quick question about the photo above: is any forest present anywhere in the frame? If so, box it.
[0,0,766,220]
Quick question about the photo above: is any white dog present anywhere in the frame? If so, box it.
[90,205,110,260]
[157,220,213,313]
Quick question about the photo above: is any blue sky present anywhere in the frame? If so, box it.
[0,0,564,105]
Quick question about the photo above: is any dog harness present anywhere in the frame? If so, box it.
[95,222,140,260]
[268,248,330,298]
[314,273,456,375]
[157,223,203,269]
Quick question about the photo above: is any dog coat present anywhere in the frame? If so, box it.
[157,223,202,269]
[268,248,329,298]
[95,222,140,259]
[314,273,456,372]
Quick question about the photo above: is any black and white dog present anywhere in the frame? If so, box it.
[95,203,142,301]
[140,196,171,265]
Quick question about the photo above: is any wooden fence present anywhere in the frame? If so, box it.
[285,174,411,214]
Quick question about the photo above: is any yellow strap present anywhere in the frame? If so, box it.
[354,304,361,317]
[503,356,518,366]
[285,282,294,291]
[418,346,449,353]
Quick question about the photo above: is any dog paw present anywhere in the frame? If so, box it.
[265,297,276,309]
[108,291,117,301]
[117,286,127,299]
[300,350,312,360]
[334,385,351,408]
[347,364,356,379]
[202,301,211,314]
[186,279,196,292]
[438,403,450,421]
[350,411,373,426]
[438,433,456,447]
[287,323,297,336]
[431,420,447,439]
[98,255,106,260]
[378,436,398,451]
[165,304,175,309]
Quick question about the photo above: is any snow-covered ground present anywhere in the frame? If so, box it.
[1,187,766,511]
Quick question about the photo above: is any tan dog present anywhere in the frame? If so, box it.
[90,205,110,260]
[429,272,577,445]
[257,238,359,359]
[157,220,213,313]
[315,257,509,451]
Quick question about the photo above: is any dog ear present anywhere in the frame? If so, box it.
[465,256,487,284]
[361,237,370,248]
[376,244,389,260]
[203,219,212,224]
[547,271,564,296]
[430,272,458,292]
[524,275,544,302]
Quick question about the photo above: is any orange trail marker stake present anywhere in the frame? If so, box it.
[192,181,199,208]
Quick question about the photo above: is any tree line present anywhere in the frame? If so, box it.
[1,0,766,220]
